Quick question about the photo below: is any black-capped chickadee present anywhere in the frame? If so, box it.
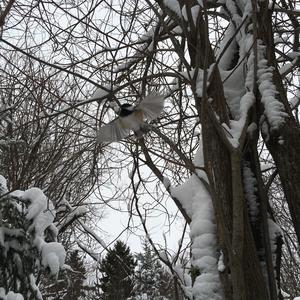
[97,94,165,143]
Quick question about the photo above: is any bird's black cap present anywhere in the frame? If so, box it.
[119,103,134,117]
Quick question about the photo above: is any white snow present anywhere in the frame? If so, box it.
[257,43,288,131]
[278,136,284,145]
[197,0,203,7]
[217,251,225,272]
[222,92,255,148]
[220,63,246,118]
[216,23,239,70]
[24,188,48,220]
[0,288,24,300]
[0,177,66,298]
[23,188,56,239]
[225,0,242,25]
[182,5,188,21]
[22,187,65,277]
[7,292,24,300]
[170,142,223,300]
[243,162,259,222]
[280,290,289,297]
[90,85,111,100]
[0,175,8,193]
[29,274,42,300]
[191,5,200,25]
[57,205,87,232]
[163,0,182,17]
[41,242,66,276]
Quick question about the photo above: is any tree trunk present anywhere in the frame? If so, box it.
[257,1,300,244]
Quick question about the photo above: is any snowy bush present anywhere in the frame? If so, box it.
[0,175,66,299]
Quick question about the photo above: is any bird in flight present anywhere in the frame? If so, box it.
[97,94,165,143]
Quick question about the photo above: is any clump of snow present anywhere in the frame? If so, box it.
[0,175,8,194]
[22,188,66,275]
[90,84,111,100]
[260,116,270,141]
[23,188,48,220]
[222,92,255,148]
[29,274,42,300]
[173,264,192,298]
[278,136,284,145]
[257,43,288,131]
[216,23,239,71]
[0,176,66,298]
[7,292,24,300]
[21,188,67,277]
[158,249,169,262]
[170,142,223,299]
[23,188,56,238]
[41,242,66,276]
[243,162,259,223]
[56,204,88,233]
[197,0,203,7]
[225,0,242,25]
[181,5,188,21]
[217,251,225,272]
[280,290,289,298]
[191,5,200,25]
[0,288,24,300]
[23,188,66,277]
[243,0,253,17]
[220,64,246,118]
[163,0,182,17]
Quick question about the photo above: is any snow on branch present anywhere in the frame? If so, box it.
[170,143,223,300]
[0,176,66,298]
[257,42,289,132]
[163,0,182,17]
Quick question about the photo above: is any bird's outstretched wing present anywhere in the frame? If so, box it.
[137,94,165,121]
[97,119,131,143]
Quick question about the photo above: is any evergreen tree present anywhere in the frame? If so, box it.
[98,240,136,300]
[42,249,88,300]
[132,241,173,300]
[0,176,66,298]
[63,250,88,300]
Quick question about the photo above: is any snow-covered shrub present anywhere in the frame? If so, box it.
[0,175,66,299]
